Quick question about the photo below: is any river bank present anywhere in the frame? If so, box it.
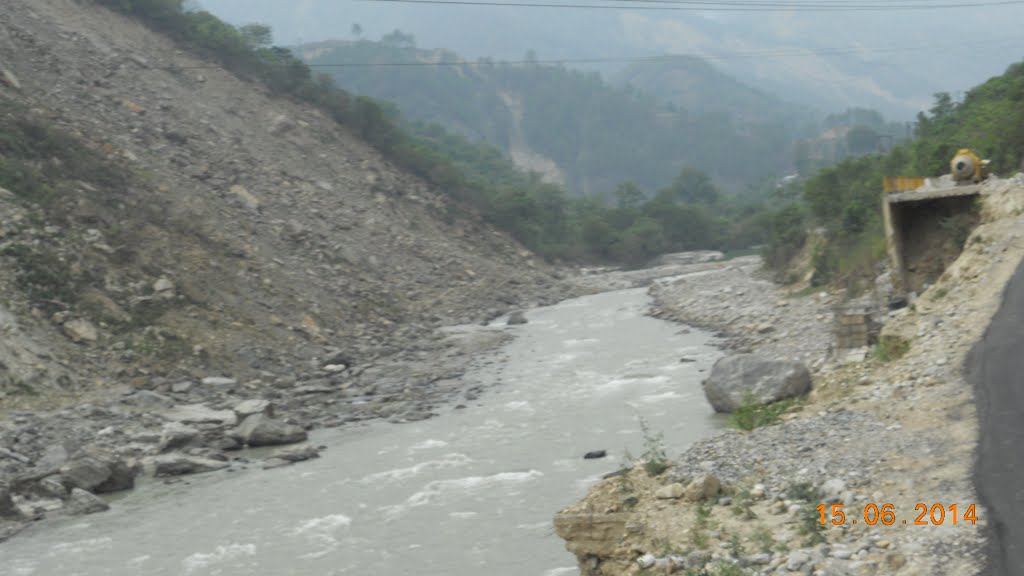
[555,178,1024,575]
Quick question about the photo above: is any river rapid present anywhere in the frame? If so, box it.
[3,284,726,576]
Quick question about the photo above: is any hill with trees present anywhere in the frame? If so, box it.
[297,37,818,196]
[762,60,1024,291]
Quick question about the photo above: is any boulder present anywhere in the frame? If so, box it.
[162,404,237,426]
[583,450,607,460]
[122,390,176,410]
[157,422,199,452]
[66,488,110,515]
[63,319,98,343]
[655,483,685,499]
[684,474,721,502]
[0,488,19,519]
[507,311,528,325]
[702,354,811,413]
[269,444,320,463]
[229,414,307,447]
[59,450,135,494]
[234,399,274,419]
[153,454,229,477]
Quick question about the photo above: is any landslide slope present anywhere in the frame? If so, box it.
[0,0,559,407]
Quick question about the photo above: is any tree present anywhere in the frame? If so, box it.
[670,167,719,205]
[846,125,880,156]
[238,23,272,48]
[614,182,645,210]
[351,23,363,38]
[381,29,415,49]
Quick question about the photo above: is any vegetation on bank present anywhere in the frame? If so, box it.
[762,59,1024,291]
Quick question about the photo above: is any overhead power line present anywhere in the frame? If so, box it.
[361,0,1024,10]
[252,37,1020,69]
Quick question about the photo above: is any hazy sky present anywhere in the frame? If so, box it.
[198,0,1024,118]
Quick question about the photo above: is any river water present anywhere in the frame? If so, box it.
[3,285,725,576]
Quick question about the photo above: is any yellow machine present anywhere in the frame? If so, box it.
[950,148,990,184]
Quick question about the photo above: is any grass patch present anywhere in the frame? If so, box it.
[872,334,910,362]
[638,417,670,477]
[730,392,803,431]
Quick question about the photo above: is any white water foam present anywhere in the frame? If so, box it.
[381,470,543,518]
[47,537,112,557]
[361,453,474,484]
[181,543,257,574]
[408,439,449,452]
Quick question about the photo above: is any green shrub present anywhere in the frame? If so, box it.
[730,392,802,431]
[872,335,910,362]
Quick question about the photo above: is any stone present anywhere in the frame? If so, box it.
[63,319,99,343]
[323,364,347,373]
[171,381,194,394]
[268,114,297,136]
[636,554,656,569]
[1,68,21,91]
[229,414,307,447]
[66,488,109,515]
[122,390,176,410]
[80,290,131,324]
[702,354,812,413]
[59,455,112,492]
[201,376,238,387]
[153,454,229,477]
[162,404,238,426]
[507,311,528,325]
[234,399,274,418]
[750,484,766,499]
[684,475,721,502]
[228,185,261,212]
[157,422,199,452]
[36,475,69,499]
[821,478,847,503]
[583,450,607,460]
[153,277,175,293]
[269,444,320,463]
[0,488,19,518]
[786,550,811,571]
[655,483,685,499]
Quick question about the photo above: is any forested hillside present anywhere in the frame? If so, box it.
[763,60,1024,290]
[298,38,814,196]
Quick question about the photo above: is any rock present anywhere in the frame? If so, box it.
[170,381,194,394]
[122,390,176,410]
[66,488,109,515]
[153,277,175,293]
[201,376,238,388]
[267,444,320,466]
[59,455,112,492]
[0,447,30,464]
[821,477,846,503]
[786,550,811,571]
[162,404,238,426]
[63,319,99,343]
[0,488,19,519]
[684,474,721,502]
[157,422,199,452]
[36,475,68,499]
[702,354,812,413]
[583,450,607,460]
[636,554,657,569]
[37,444,69,470]
[234,399,274,418]
[153,454,229,477]
[229,414,307,447]
[507,311,528,325]
[228,184,261,212]
[1,68,21,91]
[750,484,766,499]
[655,483,685,499]
[323,364,347,373]
[80,290,131,324]
[268,114,297,136]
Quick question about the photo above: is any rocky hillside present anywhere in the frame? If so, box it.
[555,176,1024,575]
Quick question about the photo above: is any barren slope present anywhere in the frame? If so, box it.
[0,0,562,407]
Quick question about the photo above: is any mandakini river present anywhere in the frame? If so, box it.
[3,281,727,576]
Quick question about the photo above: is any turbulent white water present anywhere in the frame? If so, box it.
[2,286,726,576]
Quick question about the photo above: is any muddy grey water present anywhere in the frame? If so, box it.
[3,284,725,576]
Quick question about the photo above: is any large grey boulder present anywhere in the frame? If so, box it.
[153,454,229,477]
[229,414,307,447]
[0,488,20,519]
[702,354,812,413]
[59,449,135,494]
[65,488,110,515]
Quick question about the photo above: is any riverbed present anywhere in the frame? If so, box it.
[3,285,726,576]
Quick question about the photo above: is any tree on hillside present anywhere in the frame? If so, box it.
[381,29,415,49]
[846,125,880,156]
[668,167,719,205]
[351,23,363,38]
[239,23,272,48]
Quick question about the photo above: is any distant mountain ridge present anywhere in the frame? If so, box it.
[298,38,814,195]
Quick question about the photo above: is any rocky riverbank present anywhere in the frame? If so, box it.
[555,176,1024,575]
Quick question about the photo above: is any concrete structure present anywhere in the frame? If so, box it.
[882,183,983,294]
[833,303,880,354]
